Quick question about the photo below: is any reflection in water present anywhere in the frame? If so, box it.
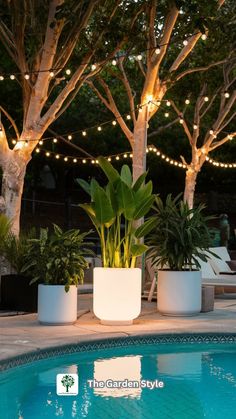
[93,356,142,398]
[158,352,202,380]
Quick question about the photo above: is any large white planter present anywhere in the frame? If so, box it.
[38,284,77,325]
[93,267,141,325]
[157,270,201,316]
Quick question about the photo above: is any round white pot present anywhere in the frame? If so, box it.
[93,267,141,325]
[157,270,201,316]
[38,284,77,325]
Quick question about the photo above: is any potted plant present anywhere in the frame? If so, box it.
[147,194,215,316]
[1,229,38,312]
[77,156,155,325]
[22,224,93,325]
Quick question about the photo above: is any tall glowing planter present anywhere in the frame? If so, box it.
[93,267,141,325]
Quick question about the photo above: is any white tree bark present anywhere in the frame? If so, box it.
[183,168,199,209]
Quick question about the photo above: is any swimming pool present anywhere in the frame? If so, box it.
[1,335,236,419]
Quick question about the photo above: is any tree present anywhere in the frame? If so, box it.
[0,0,138,235]
[87,0,227,182]
[61,374,74,392]
[166,60,236,208]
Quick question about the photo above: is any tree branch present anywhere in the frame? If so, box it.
[170,100,193,144]
[169,32,201,73]
[118,57,136,124]
[174,59,227,82]
[0,106,20,140]
[209,132,236,151]
[147,117,179,138]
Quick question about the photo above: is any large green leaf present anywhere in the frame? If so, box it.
[132,172,147,191]
[76,178,91,196]
[93,184,115,224]
[116,180,135,220]
[135,217,157,238]
[121,165,132,186]
[133,196,155,220]
[98,156,119,183]
[134,180,153,202]
[131,243,149,257]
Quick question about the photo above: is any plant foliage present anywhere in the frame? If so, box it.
[22,225,93,291]
[77,157,155,268]
[147,194,215,271]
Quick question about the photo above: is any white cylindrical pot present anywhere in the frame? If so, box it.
[38,284,77,325]
[157,270,201,316]
[93,267,141,325]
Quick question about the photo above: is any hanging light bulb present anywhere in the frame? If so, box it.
[179,118,184,124]
[124,153,127,158]
[193,124,198,130]
[112,120,117,125]
[108,157,111,161]
[227,135,232,140]
[112,59,117,65]
[201,34,207,40]
[24,73,30,80]
[39,140,43,145]
[35,147,40,153]
[53,138,57,143]
[46,152,50,157]
[185,99,190,105]
[155,47,160,54]
[0,75,4,81]
[49,71,54,77]
[10,75,15,80]
[65,69,71,75]
[64,157,68,162]
[91,64,97,71]
[166,100,171,106]
[126,115,131,120]
[136,54,142,61]
[55,154,60,159]
[82,159,86,163]
[116,156,120,160]
[73,158,77,163]
[183,39,188,46]
[164,112,169,117]
[204,96,209,102]
[68,135,72,140]
[97,126,102,131]
[82,131,87,136]
[224,92,230,98]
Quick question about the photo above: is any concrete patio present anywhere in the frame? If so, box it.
[0,294,236,363]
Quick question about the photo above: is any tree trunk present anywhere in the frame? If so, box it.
[1,153,29,236]
[132,106,148,181]
[183,167,199,209]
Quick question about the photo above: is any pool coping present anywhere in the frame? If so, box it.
[1,332,236,372]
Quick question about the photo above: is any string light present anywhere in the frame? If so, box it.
[136,54,142,61]
[193,124,198,130]
[24,74,30,80]
[112,120,117,125]
[204,96,209,102]
[49,71,54,77]
[224,92,230,98]
[183,40,188,46]
[65,69,71,75]
[68,135,72,140]
[185,99,190,105]
[91,64,97,71]
[10,75,15,80]
[53,138,57,143]
[112,59,117,65]
[97,126,102,131]
[0,76,4,81]
[126,115,131,120]
[155,47,161,54]
[164,112,169,117]
[201,34,207,40]
[166,100,171,106]
[82,131,87,136]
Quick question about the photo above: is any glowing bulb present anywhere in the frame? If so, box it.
[91,64,97,71]
[224,92,230,98]
[112,120,117,125]
[157,101,161,106]
[0,76,4,81]
[65,69,71,75]
[73,158,77,163]
[185,99,190,104]
[227,135,232,140]
[91,160,95,164]
[204,96,209,102]
[183,40,188,46]
[82,159,86,163]
[136,54,142,61]
[166,100,171,106]
[155,47,160,54]
[53,138,57,143]
[68,135,72,140]
[39,140,43,145]
[97,126,102,131]
[82,131,87,136]
[116,156,120,160]
[12,139,17,144]
[64,157,68,162]
[209,130,214,135]
[24,74,30,80]
[108,157,111,161]
[49,71,54,77]
[112,59,117,65]
[156,151,160,156]
[201,34,207,40]
[124,154,127,158]
[56,154,60,159]
[36,147,40,153]
[46,152,50,157]
[193,124,198,130]
[130,153,133,158]
[10,75,15,80]
[164,112,169,117]
[126,115,131,120]
[179,118,184,124]
[146,94,153,102]
[139,108,143,113]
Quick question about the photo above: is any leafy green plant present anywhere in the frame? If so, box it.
[147,194,215,271]
[22,225,93,291]
[3,229,36,274]
[0,214,11,254]
[77,157,155,268]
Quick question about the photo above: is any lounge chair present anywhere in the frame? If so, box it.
[197,258,236,287]
[209,247,236,276]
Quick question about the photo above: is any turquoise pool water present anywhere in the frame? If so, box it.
[1,341,236,419]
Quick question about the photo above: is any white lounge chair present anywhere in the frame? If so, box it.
[197,258,236,287]
[209,247,236,276]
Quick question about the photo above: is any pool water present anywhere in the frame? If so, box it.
[1,342,236,419]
